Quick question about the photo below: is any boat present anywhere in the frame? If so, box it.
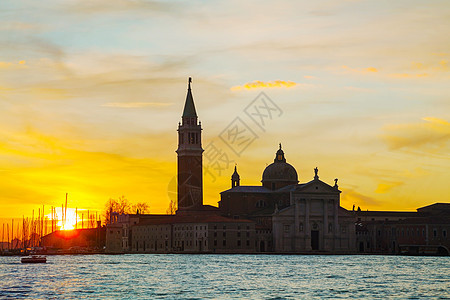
[21,255,47,263]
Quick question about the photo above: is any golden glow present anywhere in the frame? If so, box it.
[231,80,297,91]
[341,65,379,74]
[0,1,449,220]
[102,102,174,108]
[47,208,78,231]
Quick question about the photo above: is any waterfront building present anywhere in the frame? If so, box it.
[355,203,450,255]
[131,215,255,253]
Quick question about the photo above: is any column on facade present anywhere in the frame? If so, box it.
[294,200,300,251]
[334,199,339,249]
[323,199,328,250]
[305,199,311,250]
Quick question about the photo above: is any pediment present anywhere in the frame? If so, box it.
[292,179,340,194]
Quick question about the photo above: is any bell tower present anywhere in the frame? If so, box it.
[176,77,204,211]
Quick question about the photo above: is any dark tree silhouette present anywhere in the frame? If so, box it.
[103,196,150,223]
[166,199,177,215]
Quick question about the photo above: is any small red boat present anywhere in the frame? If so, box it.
[21,255,47,263]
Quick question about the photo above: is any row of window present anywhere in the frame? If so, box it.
[212,231,250,238]
[212,225,250,230]
[173,240,207,247]
[174,225,206,231]
[213,240,251,247]
[282,223,345,233]
[136,240,169,251]
[133,234,169,240]
[174,232,207,238]
[375,227,448,239]
[135,227,169,232]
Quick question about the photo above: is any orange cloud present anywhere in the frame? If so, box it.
[231,80,297,91]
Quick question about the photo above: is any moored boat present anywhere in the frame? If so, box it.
[21,255,47,263]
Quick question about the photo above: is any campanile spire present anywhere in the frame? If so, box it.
[182,77,197,118]
[176,78,204,211]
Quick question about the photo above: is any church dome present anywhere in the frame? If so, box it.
[262,144,298,184]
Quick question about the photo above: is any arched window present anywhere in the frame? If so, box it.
[256,200,266,208]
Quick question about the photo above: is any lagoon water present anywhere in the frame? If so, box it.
[1,254,449,299]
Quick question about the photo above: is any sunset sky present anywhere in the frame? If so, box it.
[0,0,449,224]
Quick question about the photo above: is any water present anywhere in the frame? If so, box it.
[1,254,449,299]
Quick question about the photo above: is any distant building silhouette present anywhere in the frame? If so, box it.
[355,203,450,255]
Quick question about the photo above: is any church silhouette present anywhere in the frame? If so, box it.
[105,78,355,253]
[105,78,449,255]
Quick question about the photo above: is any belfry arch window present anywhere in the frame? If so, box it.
[256,200,266,208]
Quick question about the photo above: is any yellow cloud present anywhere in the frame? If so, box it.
[0,60,28,69]
[411,60,448,72]
[0,61,12,68]
[341,188,380,208]
[29,87,70,100]
[382,117,450,151]
[102,102,173,108]
[375,181,403,194]
[231,80,297,91]
[341,65,378,74]
[0,127,177,219]
[388,73,429,78]
[344,86,373,92]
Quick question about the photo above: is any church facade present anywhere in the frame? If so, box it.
[220,146,355,253]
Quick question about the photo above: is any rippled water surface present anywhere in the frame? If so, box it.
[1,254,449,299]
